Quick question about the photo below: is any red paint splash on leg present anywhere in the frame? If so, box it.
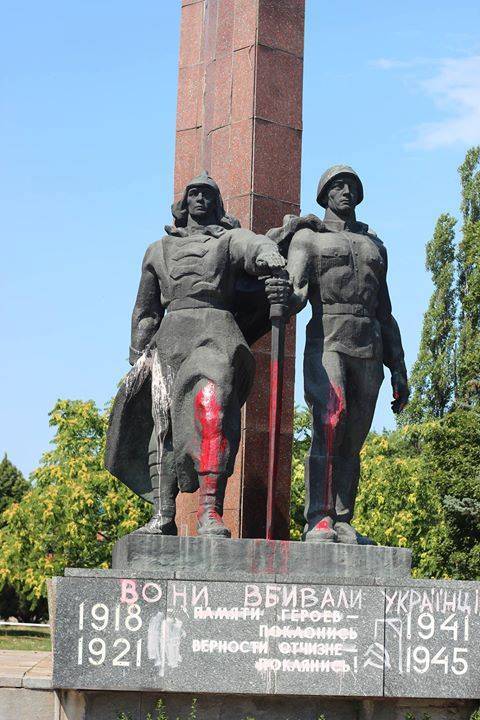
[194,381,227,522]
[319,382,344,521]
[194,381,227,474]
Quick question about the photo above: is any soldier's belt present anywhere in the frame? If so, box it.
[167,298,230,312]
[320,303,375,317]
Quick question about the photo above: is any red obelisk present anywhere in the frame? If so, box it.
[173,0,305,539]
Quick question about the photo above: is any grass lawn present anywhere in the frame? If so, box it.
[0,627,51,651]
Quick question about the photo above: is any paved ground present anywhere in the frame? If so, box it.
[0,649,52,689]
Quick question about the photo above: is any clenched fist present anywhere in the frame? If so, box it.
[264,275,292,306]
[391,371,409,414]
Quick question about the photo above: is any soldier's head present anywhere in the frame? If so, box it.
[316,165,364,220]
[173,171,226,228]
[186,184,217,224]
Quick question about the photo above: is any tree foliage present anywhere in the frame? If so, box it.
[402,146,480,420]
[0,400,150,617]
[290,406,310,540]
[402,214,457,423]
[356,409,480,579]
[457,147,480,401]
[290,405,480,580]
[0,454,30,520]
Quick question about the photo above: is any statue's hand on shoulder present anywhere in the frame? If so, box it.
[290,213,326,235]
[255,248,286,273]
[391,371,410,414]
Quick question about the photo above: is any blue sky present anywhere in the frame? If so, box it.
[2,1,480,476]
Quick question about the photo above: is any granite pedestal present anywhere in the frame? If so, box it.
[111,534,412,579]
[50,537,480,719]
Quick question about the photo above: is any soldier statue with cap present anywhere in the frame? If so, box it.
[267,165,409,544]
[105,171,287,538]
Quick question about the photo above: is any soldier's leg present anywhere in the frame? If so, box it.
[134,426,178,534]
[144,428,178,534]
[334,356,384,543]
[303,344,347,542]
[171,349,242,538]
[136,350,179,534]
[193,377,234,538]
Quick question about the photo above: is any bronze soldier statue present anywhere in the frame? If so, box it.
[267,165,409,544]
[106,172,286,538]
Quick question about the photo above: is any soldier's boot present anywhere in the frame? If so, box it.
[197,474,231,538]
[303,516,337,543]
[139,496,177,535]
[333,456,375,545]
[333,522,376,545]
[303,451,337,542]
[134,438,178,535]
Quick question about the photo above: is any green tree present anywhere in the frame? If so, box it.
[0,455,31,619]
[402,214,457,423]
[355,409,480,580]
[456,146,480,402]
[0,399,150,617]
[290,406,311,540]
[0,453,30,520]
[354,425,448,576]
[290,405,480,580]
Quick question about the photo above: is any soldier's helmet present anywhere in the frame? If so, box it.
[316,165,364,208]
[172,170,228,226]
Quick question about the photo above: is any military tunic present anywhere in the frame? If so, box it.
[287,217,406,527]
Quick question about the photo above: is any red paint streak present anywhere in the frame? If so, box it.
[194,381,227,474]
[198,476,223,521]
[322,383,345,514]
[279,539,289,573]
[250,539,290,574]
[266,540,276,573]
[315,518,332,531]
[194,381,227,521]
[266,357,283,539]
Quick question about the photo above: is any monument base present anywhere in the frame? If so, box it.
[50,538,480,706]
[111,534,413,579]
[54,689,478,720]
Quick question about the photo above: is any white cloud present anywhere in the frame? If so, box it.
[371,57,430,70]
[374,55,480,149]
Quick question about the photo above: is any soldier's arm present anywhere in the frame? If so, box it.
[130,244,164,365]
[286,229,312,314]
[229,228,285,275]
[376,244,409,411]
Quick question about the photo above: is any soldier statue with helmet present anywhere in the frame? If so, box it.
[266,165,409,544]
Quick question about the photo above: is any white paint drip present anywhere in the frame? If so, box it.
[151,351,173,444]
[124,351,153,401]
[151,353,174,522]
[147,612,185,677]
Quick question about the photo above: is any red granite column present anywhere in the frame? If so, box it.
[174,0,305,539]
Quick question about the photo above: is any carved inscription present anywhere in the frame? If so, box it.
[52,577,480,698]
[382,586,480,697]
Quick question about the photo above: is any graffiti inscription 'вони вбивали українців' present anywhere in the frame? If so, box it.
[52,576,480,698]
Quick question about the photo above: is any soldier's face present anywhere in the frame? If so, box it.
[186,186,216,221]
[327,175,358,217]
